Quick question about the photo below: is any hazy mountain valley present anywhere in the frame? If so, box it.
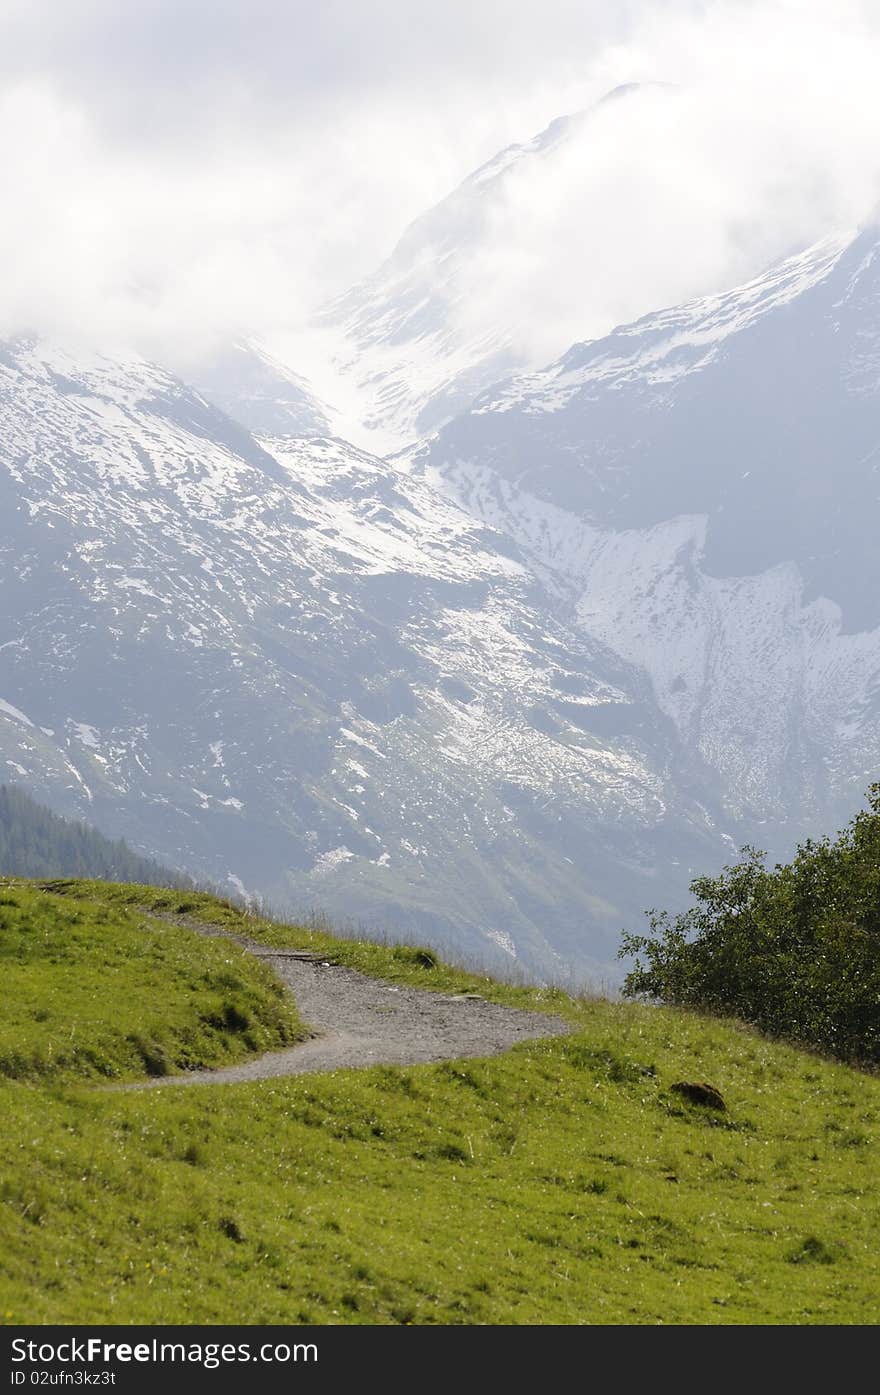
[2,89,879,981]
[5,2,880,1337]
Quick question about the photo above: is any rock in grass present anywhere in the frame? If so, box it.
[670,1080,726,1111]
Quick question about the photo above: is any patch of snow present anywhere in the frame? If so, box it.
[0,699,34,728]
[312,846,356,877]
[339,726,386,758]
[116,576,161,599]
[485,928,517,958]
[71,722,100,749]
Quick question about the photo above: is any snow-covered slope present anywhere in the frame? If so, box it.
[420,225,880,834]
[0,337,730,977]
[315,85,665,448]
[179,338,332,437]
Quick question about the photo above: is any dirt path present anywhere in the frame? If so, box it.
[129,917,573,1089]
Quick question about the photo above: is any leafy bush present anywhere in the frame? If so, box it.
[620,785,880,1064]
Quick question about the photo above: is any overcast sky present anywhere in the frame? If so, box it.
[3,1,880,360]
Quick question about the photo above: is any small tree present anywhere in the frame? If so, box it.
[619,786,880,1064]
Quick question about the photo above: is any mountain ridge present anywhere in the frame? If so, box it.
[0,335,731,977]
[314,84,680,447]
[3,115,878,980]
[418,222,880,836]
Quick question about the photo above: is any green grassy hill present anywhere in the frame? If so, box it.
[1,879,878,1325]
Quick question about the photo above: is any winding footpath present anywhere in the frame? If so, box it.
[130,917,573,1089]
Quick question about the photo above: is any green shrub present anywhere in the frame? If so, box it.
[620,784,880,1064]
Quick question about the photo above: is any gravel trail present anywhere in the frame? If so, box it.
[129,918,572,1089]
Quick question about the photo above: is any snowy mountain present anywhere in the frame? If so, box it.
[316,85,668,448]
[4,101,877,980]
[179,338,332,437]
[419,224,880,837]
[0,337,730,978]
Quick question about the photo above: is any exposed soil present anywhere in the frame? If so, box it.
[129,916,573,1088]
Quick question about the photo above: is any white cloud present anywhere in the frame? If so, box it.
[452,3,880,362]
[1,1,879,366]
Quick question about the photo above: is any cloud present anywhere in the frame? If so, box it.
[0,2,638,126]
[452,3,880,362]
[1,1,879,368]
